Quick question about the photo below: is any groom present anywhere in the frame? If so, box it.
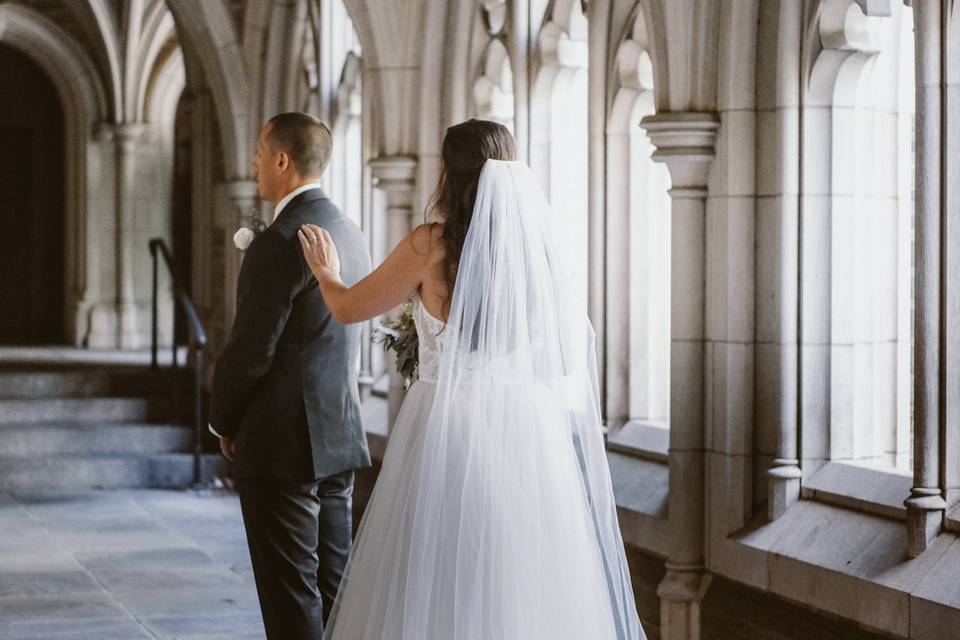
[208,112,372,639]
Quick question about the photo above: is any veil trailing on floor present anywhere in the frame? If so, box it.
[327,159,645,639]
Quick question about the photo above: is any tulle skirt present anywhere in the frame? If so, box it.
[326,379,621,640]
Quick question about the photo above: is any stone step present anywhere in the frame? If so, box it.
[0,397,170,424]
[0,346,189,366]
[0,367,193,399]
[0,422,195,456]
[0,453,229,491]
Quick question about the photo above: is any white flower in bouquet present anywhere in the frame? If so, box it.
[373,300,419,388]
[379,326,400,339]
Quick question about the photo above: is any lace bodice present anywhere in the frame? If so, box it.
[413,294,446,382]
[412,294,557,384]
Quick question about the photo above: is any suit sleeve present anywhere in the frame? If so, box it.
[208,231,304,438]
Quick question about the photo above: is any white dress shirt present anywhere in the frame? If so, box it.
[209,181,325,439]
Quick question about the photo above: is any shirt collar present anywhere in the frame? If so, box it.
[273,182,324,221]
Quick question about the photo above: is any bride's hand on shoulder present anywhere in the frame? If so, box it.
[298,224,341,281]
[294,221,438,325]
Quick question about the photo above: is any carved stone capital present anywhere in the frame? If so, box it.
[95,122,155,149]
[370,156,418,230]
[369,156,417,195]
[640,112,719,190]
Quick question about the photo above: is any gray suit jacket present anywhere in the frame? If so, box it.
[209,188,372,480]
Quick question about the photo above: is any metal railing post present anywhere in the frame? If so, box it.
[151,243,159,369]
[147,238,209,488]
[194,347,204,485]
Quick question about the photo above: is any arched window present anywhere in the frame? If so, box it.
[606,12,672,432]
[802,0,915,472]
[330,52,363,226]
[470,1,514,132]
[531,0,589,316]
[297,1,374,389]
[473,38,515,131]
[297,0,364,226]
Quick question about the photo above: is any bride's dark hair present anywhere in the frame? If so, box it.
[428,119,516,311]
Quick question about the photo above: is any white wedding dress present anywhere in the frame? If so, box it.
[326,161,645,640]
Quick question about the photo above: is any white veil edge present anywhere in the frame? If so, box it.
[430,159,646,639]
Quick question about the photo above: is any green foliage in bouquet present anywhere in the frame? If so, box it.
[373,300,419,387]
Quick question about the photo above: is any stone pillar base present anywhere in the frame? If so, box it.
[84,302,119,349]
[767,460,803,520]
[657,563,712,640]
[905,489,946,557]
[118,302,141,349]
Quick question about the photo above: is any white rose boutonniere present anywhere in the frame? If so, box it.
[233,227,255,251]
[233,208,268,253]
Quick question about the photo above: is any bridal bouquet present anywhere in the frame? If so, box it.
[373,300,418,387]
[233,208,268,252]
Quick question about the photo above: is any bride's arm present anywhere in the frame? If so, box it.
[298,222,440,324]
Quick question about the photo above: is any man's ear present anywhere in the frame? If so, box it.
[276,151,289,173]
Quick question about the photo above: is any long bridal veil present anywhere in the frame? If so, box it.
[328,159,645,639]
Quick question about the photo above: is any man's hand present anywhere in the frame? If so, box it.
[219,436,235,461]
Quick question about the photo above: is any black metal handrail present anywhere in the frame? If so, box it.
[149,238,207,485]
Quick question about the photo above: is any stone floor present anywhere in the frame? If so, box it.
[0,489,265,640]
[0,483,895,640]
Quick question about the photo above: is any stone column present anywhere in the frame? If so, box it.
[905,0,946,558]
[369,155,418,429]
[760,0,803,521]
[587,0,610,407]
[944,0,960,512]
[113,123,153,348]
[641,111,718,640]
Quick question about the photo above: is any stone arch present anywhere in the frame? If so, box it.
[642,0,717,111]
[339,0,380,68]
[0,3,109,345]
[339,0,426,157]
[165,0,250,179]
[441,0,482,125]
[144,45,185,127]
[133,0,180,123]
[81,0,123,122]
[0,5,107,124]
[244,1,378,140]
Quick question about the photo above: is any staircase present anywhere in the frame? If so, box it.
[0,362,228,491]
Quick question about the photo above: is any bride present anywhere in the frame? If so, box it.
[297,119,645,639]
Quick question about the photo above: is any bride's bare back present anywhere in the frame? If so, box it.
[409,223,451,322]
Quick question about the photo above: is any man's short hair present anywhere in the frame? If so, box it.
[266,112,333,177]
